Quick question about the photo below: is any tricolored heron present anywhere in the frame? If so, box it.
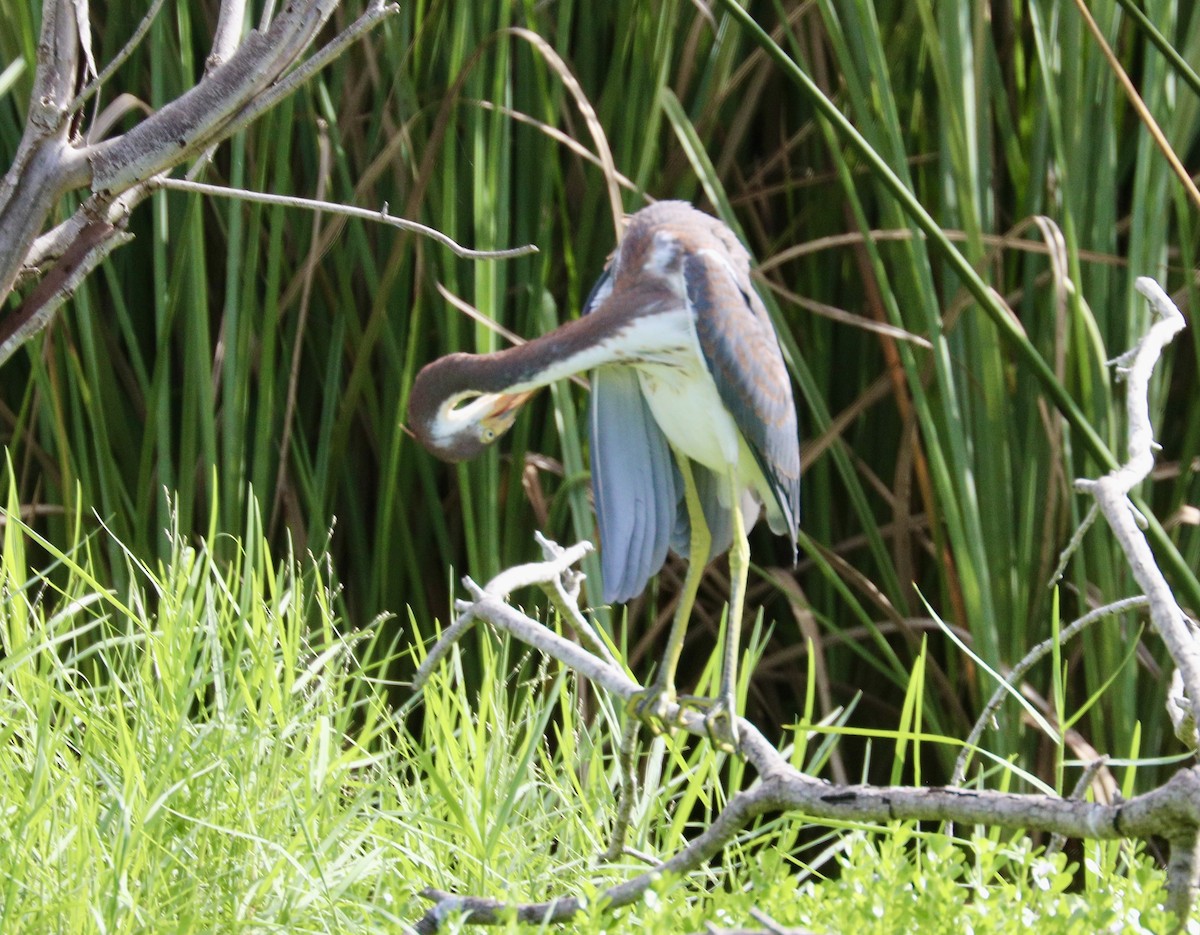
[408,201,800,746]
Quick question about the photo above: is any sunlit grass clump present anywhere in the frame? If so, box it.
[0,486,730,930]
[0,492,407,930]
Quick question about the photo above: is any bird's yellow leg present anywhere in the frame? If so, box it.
[706,469,748,750]
[628,451,711,733]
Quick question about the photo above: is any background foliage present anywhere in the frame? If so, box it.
[1,0,1199,801]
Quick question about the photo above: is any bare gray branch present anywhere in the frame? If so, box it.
[408,530,1200,930]
[408,282,1199,932]
[1072,279,1198,743]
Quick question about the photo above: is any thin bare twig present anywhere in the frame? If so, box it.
[532,532,617,666]
[953,596,1150,784]
[151,177,538,260]
[68,0,168,115]
[402,540,596,710]
[599,717,642,863]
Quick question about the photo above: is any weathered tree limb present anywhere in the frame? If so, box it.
[0,1,89,306]
[1,1,365,358]
[0,0,533,366]
[410,541,1200,929]
[1073,278,1198,745]
[411,547,1200,928]
[406,280,1199,931]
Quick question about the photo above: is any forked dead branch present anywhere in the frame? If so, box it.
[408,280,1200,933]
[0,0,537,366]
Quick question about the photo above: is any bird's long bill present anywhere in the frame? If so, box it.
[487,389,538,422]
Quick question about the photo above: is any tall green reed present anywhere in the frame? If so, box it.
[1,0,1197,789]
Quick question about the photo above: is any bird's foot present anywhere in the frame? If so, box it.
[629,682,741,752]
[626,681,682,736]
[705,696,740,752]
[676,691,740,752]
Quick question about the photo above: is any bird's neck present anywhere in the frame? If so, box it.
[415,281,681,401]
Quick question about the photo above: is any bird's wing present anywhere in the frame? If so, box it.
[685,248,801,545]
[590,366,678,603]
[584,264,678,603]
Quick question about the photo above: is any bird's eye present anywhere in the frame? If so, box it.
[481,427,496,442]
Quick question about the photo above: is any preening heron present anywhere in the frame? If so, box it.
[408,201,801,746]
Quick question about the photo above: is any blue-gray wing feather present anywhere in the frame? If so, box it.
[685,250,801,547]
[585,265,678,603]
[589,366,677,603]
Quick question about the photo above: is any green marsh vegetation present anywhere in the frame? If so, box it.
[1,0,1198,929]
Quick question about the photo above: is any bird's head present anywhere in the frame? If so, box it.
[407,353,536,462]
